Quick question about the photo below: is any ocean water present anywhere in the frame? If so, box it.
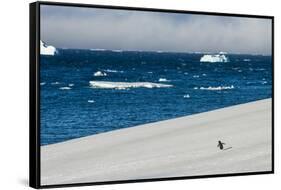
[40,50,272,145]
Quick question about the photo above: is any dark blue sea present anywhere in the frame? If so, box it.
[40,50,272,145]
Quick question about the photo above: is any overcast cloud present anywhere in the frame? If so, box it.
[41,5,272,54]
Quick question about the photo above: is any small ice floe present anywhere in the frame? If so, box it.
[202,73,207,76]
[200,52,229,63]
[193,75,200,78]
[51,82,60,85]
[94,71,107,77]
[40,82,46,86]
[68,83,74,87]
[243,58,251,62]
[193,87,199,90]
[88,100,95,103]
[198,85,234,91]
[89,81,173,90]
[159,78,170,82]
[183,94,190,98]
[59,87,71,90]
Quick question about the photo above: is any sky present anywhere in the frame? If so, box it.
[40,5,272,54]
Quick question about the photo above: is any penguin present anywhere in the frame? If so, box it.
[217,140,225,150]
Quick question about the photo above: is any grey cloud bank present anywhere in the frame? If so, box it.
[41,5,272,54]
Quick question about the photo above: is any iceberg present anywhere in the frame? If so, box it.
[200,52,229,63]
[40,40,57,56]
[89,81,172,89]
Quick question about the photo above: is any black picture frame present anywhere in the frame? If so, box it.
[29,1,274,189]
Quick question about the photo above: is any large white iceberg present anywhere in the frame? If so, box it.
[200,52,229,63]
[40,40,57,56]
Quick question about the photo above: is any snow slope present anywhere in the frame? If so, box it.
[41,98,272,185]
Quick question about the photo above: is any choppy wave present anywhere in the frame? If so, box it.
[194,85,234,91]
[89,81,173,89]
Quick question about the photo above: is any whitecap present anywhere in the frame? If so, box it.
[89,81,173,89]
[103,69,124,73]
[59,87,71,90]
[68,83,74,87]
[193,75,200,78]
[51,82,60,85]
[40,82,46,86]
[94,71,107,77]
[243,59,251,62]
[183,94,190,98]
[88,100,95,103]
